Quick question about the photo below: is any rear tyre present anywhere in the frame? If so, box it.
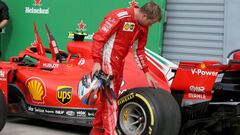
[0,90,7,132]
[117,87,181,135]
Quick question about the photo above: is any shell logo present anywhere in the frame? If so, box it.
[123,23,130,31]
[200,63,206,69]
[26,77,46,103]
[123,22,135,32]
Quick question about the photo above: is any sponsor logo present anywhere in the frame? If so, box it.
[35,107,44,113]
[188,93,206,99]
[188,85,206,99]
[200,63,206,69]
[78,58,85,65]
[123,22,135,32]
[108,18,116,23]
[26,77,46,103]
[45,110,54,114]
[25,0,49,14]
[55,110,64,115]
[28,106,34,112]
[68,20,94,40]
[101,21,113,33]
[66,111,76,116]
[118,93,135,105]
[77,20,86,31]
[77,111,86,117]
[191,69,218,76]
[33,0,42,6]
[100,18,116,33]
[42,63,59,68]
[27,105,95,118]
[87,112,95,117]
[0,70,5,78]
[189,85,205,93]
[57,86,72,104]
[0,70,6,81]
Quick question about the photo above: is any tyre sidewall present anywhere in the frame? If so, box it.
[118,92,154,135]
[0,90,7,132]
[118,88,181,135]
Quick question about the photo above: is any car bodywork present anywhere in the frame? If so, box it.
[0,23,171,127]
[170,51,240,134]
[1,23,240,135]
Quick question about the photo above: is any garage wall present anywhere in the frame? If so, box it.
[162,0,225,64]
[223,0,240,62]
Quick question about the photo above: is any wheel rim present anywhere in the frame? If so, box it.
[119,102,147,135]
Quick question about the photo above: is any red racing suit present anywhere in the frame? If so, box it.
[91,7,149,135]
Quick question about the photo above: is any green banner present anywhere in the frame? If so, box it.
[1,0,165,60]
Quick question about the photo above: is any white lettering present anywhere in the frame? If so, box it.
[25,7,49,14]
[77,111,86,117]
[88,112,95,117]
[28,106,34,111]
[35,107,44,113]
[189,85,205,93]
[0,70,5,78]
[45,110,54,114]
[191,69,196,74]
[55,110,64,114]
[188,93,206,99]
[191,68,218,76]
[43,63,59,68]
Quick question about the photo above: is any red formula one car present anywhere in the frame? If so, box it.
[0,24,180,135]
[1,24,240,135]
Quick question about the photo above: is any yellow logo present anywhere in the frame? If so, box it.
[118,93,135,105]
[123,22,135,32]
[123,109,129,122]
[26,78,46,103]
[200,63,206,69]
[57,86,72,104]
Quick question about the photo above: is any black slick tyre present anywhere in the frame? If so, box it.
[117,87,181,135]
[0,90,7,132]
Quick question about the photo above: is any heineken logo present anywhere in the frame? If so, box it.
[25,0,50,14]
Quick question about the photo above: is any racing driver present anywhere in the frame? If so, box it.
[91,1,162,135]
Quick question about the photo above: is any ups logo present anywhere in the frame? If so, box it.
[57,86,72,104]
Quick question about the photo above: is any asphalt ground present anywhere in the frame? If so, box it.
[1,117,91,135]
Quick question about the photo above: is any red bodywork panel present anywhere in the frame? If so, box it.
[67,41,170,92]
[171,61,220,101]
[0,40,169,109]
[171,60,240,102]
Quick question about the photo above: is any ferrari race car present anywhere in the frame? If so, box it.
[0,23,240,135]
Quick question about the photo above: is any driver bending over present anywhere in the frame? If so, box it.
[91,1,162,135]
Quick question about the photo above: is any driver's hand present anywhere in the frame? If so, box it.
[145,72,158,88]
[92,63,101,76]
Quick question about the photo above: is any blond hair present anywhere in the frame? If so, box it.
[140,1,162,22]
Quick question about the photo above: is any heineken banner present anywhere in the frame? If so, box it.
[1,0,165,60]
